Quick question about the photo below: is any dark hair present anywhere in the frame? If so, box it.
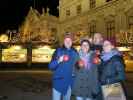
[80,39,91,47]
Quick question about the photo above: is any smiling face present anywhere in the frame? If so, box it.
[103,40,114,53]
[93,33,103,45]
[64,37,72,49]
[81,41,90,53]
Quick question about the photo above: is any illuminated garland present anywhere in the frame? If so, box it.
[116,31,133,44]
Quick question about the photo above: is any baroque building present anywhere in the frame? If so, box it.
[59,0,133,43]
[20,0,133,45]
[19,7,59,45]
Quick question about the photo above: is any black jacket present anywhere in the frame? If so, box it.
[100,55,126,85]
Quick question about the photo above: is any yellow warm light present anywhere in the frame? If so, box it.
[74,46,80,51]
[2,47,27,62]
[35,45,55,54]
[0,34,8,42]
[32,45,55,63]
[117,47,131,52]
[19,54,25,58]
[38,45,51,49]
[10,45,22,50]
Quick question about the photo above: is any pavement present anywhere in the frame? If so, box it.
[0,70,52,100]
[0,70,132,100]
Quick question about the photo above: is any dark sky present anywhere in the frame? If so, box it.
[0,0,59,33]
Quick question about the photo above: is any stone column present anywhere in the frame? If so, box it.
[27,41,32,67]
[0,43,2,63]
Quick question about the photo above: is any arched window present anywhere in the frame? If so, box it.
[106,20,115,39]
[89,21,96,36]
[66,9,70,16]
[105,15,115,39]
[76,4,82,15]
[90,0,96,9]
[128,16,133,30]
[106,0,112,2]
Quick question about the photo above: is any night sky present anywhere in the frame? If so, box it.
[0,0,59,33]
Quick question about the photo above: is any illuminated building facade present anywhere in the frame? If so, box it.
[59,0,133,44]
[0,0,133,67]
[19,0,133,45]
[18,0,133,45]
[19,7,59,45]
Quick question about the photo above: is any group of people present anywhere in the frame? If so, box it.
[49,33,127,100]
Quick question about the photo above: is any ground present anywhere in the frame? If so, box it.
[0,60,132,100]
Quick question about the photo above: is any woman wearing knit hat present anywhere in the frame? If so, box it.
[100,40,127,100]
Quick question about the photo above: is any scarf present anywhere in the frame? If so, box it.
[101,49,121,61]
[79,50,93,70]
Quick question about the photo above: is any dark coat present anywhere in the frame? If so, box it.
[100,55,126,85]
[91,44,103,53]
[49,47,79,95]
[91,44,103,100]
[72,52,100,99]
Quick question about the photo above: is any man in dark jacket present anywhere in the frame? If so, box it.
[91,33,103,52]
[49,33,79,100]
[91,33,104,100]
[72,39,100,100]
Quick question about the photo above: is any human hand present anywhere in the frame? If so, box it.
[58,56,64,63]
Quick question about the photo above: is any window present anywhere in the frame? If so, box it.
[76,5,82,15]
[90,0,96,9]
[66,9,70,16]
[89,22,96,36]
[128,16,133,30]
[106,21,115,39]
[51,28,57,33]
[106,0,112,2]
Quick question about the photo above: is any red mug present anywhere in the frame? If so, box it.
[78,60,85,68]
[63,55,69,62]
[93,57,101,64]
[95,50,100,55]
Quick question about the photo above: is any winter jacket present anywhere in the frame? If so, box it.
[100,49,126,85]
[91,44,103,53]
[49,47,79,95]
[72,50,100,99]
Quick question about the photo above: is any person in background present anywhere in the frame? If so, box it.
[91,33,104,100]
[49,33,79,100]
[91,33,103,52]
[100,40,126,100]
[73,39,100,100]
